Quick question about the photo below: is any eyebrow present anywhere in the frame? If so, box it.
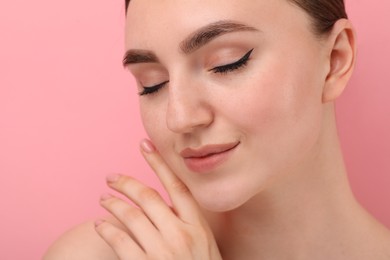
[122,20,259,67]
[180,20,259,54]
[122,49,159,66]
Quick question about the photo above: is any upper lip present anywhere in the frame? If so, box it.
[180,142,240,158]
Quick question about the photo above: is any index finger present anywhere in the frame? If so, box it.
[140,139,204,224]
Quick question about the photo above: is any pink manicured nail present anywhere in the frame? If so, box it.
[106,173,120,183]
[140,139,155,153]
[100,193,113,201]
[94,219,105,227]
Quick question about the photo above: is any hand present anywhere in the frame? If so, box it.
[95,139,222,260]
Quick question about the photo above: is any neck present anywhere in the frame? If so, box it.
[204,104,389,259]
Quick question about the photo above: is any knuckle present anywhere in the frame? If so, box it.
[181,226,210,250]
[138,187,160,203]
[170,180,190,194]
[169,227,194,249]
[111,232,129,247]
[180,232,195,248]
[122,206,142,221]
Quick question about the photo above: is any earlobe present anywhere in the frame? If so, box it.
[322,19,357,103]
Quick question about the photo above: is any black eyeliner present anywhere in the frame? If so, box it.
[211,48,254,74]
[139,81,169,96]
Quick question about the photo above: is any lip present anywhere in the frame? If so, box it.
[180,142,240,173]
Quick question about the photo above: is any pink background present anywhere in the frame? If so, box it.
[0,0,389,259]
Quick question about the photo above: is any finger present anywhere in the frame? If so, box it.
[140,139,204,224]
[95,219,146,260]
[105,175,180,234]
[100,194,165,253]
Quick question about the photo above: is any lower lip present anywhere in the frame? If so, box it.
[183,144,239,174]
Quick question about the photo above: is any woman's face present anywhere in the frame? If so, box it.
[125,0,329,211]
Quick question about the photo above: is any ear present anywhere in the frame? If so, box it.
[322,19,357,103]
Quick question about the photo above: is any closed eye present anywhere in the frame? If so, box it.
[210,48,254,74]
[138,80,169,96]
[138,48,254,96]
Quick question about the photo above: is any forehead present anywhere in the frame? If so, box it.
[125,0,310,50]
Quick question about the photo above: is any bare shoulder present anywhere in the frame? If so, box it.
[43,219,118,260]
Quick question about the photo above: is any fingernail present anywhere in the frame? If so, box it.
[140,139,155,153]
[100,193,113,201]
[106,173,120,183]
[94,219,104,227]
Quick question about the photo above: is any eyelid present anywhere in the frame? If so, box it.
[209,48,254,73]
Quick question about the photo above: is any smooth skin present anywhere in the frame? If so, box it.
[44,0,390,259]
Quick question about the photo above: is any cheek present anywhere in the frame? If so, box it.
[140,101,170,149]
[229,72,321,131]
[219,55,324,168]
[140,101,181,172]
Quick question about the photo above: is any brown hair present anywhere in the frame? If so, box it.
[288,0,347,36]
[124,0,348,36]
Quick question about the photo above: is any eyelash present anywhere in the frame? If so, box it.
[138,81,169,96]
[210,48,254,74]
[138,48,254,96]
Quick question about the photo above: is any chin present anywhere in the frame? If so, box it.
[192,185,256,213]
[199,199,242,213]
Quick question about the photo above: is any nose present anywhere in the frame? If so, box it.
[166,81,213,134]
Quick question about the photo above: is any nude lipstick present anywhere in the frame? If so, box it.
[180,142,240,173]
